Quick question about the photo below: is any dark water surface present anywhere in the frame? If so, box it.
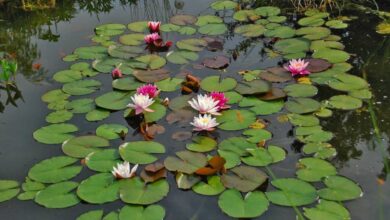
[0,0,389,219]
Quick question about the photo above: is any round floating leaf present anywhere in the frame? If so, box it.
[285,98,321,114]
[112,76,143,91]
[74,46,107,60]
[326,20,348,29]
[235,79,270,95]
[86,149,121,172]
[303,200,351,220]
[234,24,266,37]
[155,77,183,91]
[178,26,197,35]
[0,180,19,202]
[119,141,165,164]
[225,91,243,104]
[170,14,197,25]
[313,49,349,63]
[265,178,318,206]
[33,123,78,144]
[186,136,217,152]
[62,135,109,158]
[376,22,390,34]
[35,181,79,208]
[96,124,128,140]
[195,15,223,26]
[135,54,166,70]
[241,148,273,167]
[42,89,70,103]
[192,176,225,196]
[66,98,94,114]
[92,58,139,74]
[48,100,69,111]
[133,69,170,83]
[202,56,230,69]
[200,76,237,92]
[221,166,268,192]
[233,10,257,22]
[120,177,169,204]
[62,79,101,96]
[198,23,228,35]
[264,26,296,38]
[268,145,287,163]
[176,173,201,189]
[28,156,82,183]
[268,15,287,23]
[127,21,148,32]
[211,1,238,10]
[242,129,272,143]
[95,23,126,36]
[160,23,181,32]
[177,38,207,52]
[288,114,320,127]
[164,150,208,174]
[349,89,372,100]
[119,34,145,46]
[328,74,368,92]
[218,189,269,218]
[166,50,199,64]
[86,109,110,122]
[77,173,119,204]
[144,103,166,123]
[298,16,325,27]
[327,95,362,110]
[108,45,143,59]
[274,38,310,55]
[296,158,337,182]
[296,27,331,40]
[303,143,337,159]
[45,110,73,123]
[217,110,256,131]
[53,70,82,83]
[77,210,103,220]
[119,204,166,220]
[96,91,133,111]
[284,84,318,98]
[239,97,283,115]
[318,175,362,201]
[255,6,281,17]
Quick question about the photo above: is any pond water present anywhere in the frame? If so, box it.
[0,0,389,219]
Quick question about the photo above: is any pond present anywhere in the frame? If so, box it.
[0,0,389,219]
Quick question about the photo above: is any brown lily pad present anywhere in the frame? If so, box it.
[258,87,286,100]
[203,56,230,69]
[195,155,226,176]
[170,14,197,25]
[203,37,224,51]
[166,109,195,124]
[260,67,292,83]
[140,162,167,183]
[133,68,170,83]
[306,58,332,73]
[221,165,268,192]
[172,131,192,141]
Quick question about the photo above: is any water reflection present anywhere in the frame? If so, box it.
[0,83,24,112]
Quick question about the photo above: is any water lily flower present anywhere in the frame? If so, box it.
[127,94,155,115]
[148,21,161,33]
[210,92,229,110]
[112,161,138,179]
[111,67,122,79]
[284,59,311,76]
[191,114,219,131]
[144,33,161,44]
[136,84,160,98]
[188,94,221,115]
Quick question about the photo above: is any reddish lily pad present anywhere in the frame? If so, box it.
[133,69,170,83]
[170,14,197,25]
[202,56,229,69]
[306,58,332,73]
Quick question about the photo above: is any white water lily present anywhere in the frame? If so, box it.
[127,94,155,115]
[191,114,219,131]
[188,94,220,115]
[112,161,138,179]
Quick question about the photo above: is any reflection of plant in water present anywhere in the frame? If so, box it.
[0,83,24,113]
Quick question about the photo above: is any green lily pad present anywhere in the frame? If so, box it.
[268,16,287,23]
[77,210,104,220]
[96,124,128,140]
[198,23,228,35]
[218,137,257,169]
[176,173,201,189]
[327,95,362,110]
[221,166,268,192]
[119,141,165,164]
[326,20,348,29]
[96,91,133,111]
[296,27,331,40]
[155,77,183,91]
[95,23,126,36]
[166,50,199,64]
[112,76,143,91]
[303,200,351,220]
[235,79,270,95]
[218,189,269,218]
[143,102,166,123]
[239,97,283,115]
[45,110,73,123]
[33,123,78,144]
[285,98,321,114]
[86,109,110,122]
[170,14,197,26]
[85,149,121,172]
[120,177,169,205]
[177,38,207,52]
[242,129,272,143]
[35,181,79,208]
[255,6,281,17]
[192,176,225,196]
[28,156,82,183]
[211,1,238,10]
[234,24,266,37]
[303,143,337,159]
[298,16,325,27]
[0,180,19,202]
[318,175,362,201]
[225,91,243,104]
[186,136,217,152]
[284,84,318,98]
[233,10,257,22]
[108,45,143,59]
[66,98,95,114]
[298,130,334,143]
[265,178,318,206]
[73,46,107,60]
[53,70,82,83]
[349,89,372,100]
[313,49,350,63]
[296,158,337,182]
[119,34,145,46]
[92,58,139,74]
[288,114,320,127]
[328,74,368,92]
[217,110,256,131]
[62,135,110,158]
[264,26,296,38]
[164,150,208,174]
[42,89,70,103]
[62,79,101,96]
[160,23,181,32]
[241,148,273,167]
[118,204,166,220]
[77,173,120,204]
[127,21,148,32]
[200,76,237,92]
[195,15,223,26]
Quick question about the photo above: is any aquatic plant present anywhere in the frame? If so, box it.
[127,93,155,115]
[112,162,139,179]
[284,59,311,77]
[0,58,17,84]
[188,94,221,115]
[191,114,219,131]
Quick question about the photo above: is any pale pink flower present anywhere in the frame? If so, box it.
[144,33,161,44]
[188,94,220,115]
[284,59,310,76]
[136,84,160,98]
[210,92,229,110]
[148,21,161,33]
[127,94,155,115]
[112,161,138,179]
[111,68,122,79]
[191,114,219,131]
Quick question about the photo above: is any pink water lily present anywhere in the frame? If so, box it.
[191,114,219,131]
[111,68,122,79]
[148,21,161,33]
[284,59,311,76]
[210,92,229,110]
[144,33,161,44]
[137,84,160,98]
[112,161,138,179]
[127,94,155,115]
[188,94,220,115]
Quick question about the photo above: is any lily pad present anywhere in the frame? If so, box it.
[202,56,230,69]
[192,176,225,196]
[133,69,170,83]
[136,55,166,70]
[285,98,321,114]
[233,10,258,22]
[170,14,197,25]
[234,24,266,37]
[288,114,320,127]
[96,91,133,111]
[119,141,165,164]
[296,158,337,182]
[195,15,223,26]
[77,173,120,204]
[327,95,362,110]
[127,21,148,32]
[255,6,281,17]
[318,175,362,201]
[45,110,73,123]
[0,180,19,202]
[86,109,110,122]
[198,23,227,35]
[177,38,207,52]
[264,26,296,38]
[119,34,145,46]
[120,177,169,204]
[303,200,351,220]
[217,110,256,131]
[326,20,348,29]
[85,149,121,172]
[166,50,199,64]
[328,74,368,92]
[155,77,183,91]
[108,45,143,59]
[211,1,238,10]
[96,124,128,140]
[235,79,270,95]
[200,76,236,92]
[112,76,143,91]
[312,49,350,63]
[284,84,318,98]
[274,38,310,55]
[118,204,166,220]
[176,173,201,189]
[66,98,95,114]
[53,70,82,83]
[303,143,337,159]
[95,23,126,36]
[164,150,208,174]
[62,135,110,158]
[62,79,101,96]
[35,181,79,208]
[239,97,283,115]
[186,136,217,152]
[221,165,268,192]
[42,89,70,103]
[77,210,103,220]
[73,46,107,60]
[33,123,78,144]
